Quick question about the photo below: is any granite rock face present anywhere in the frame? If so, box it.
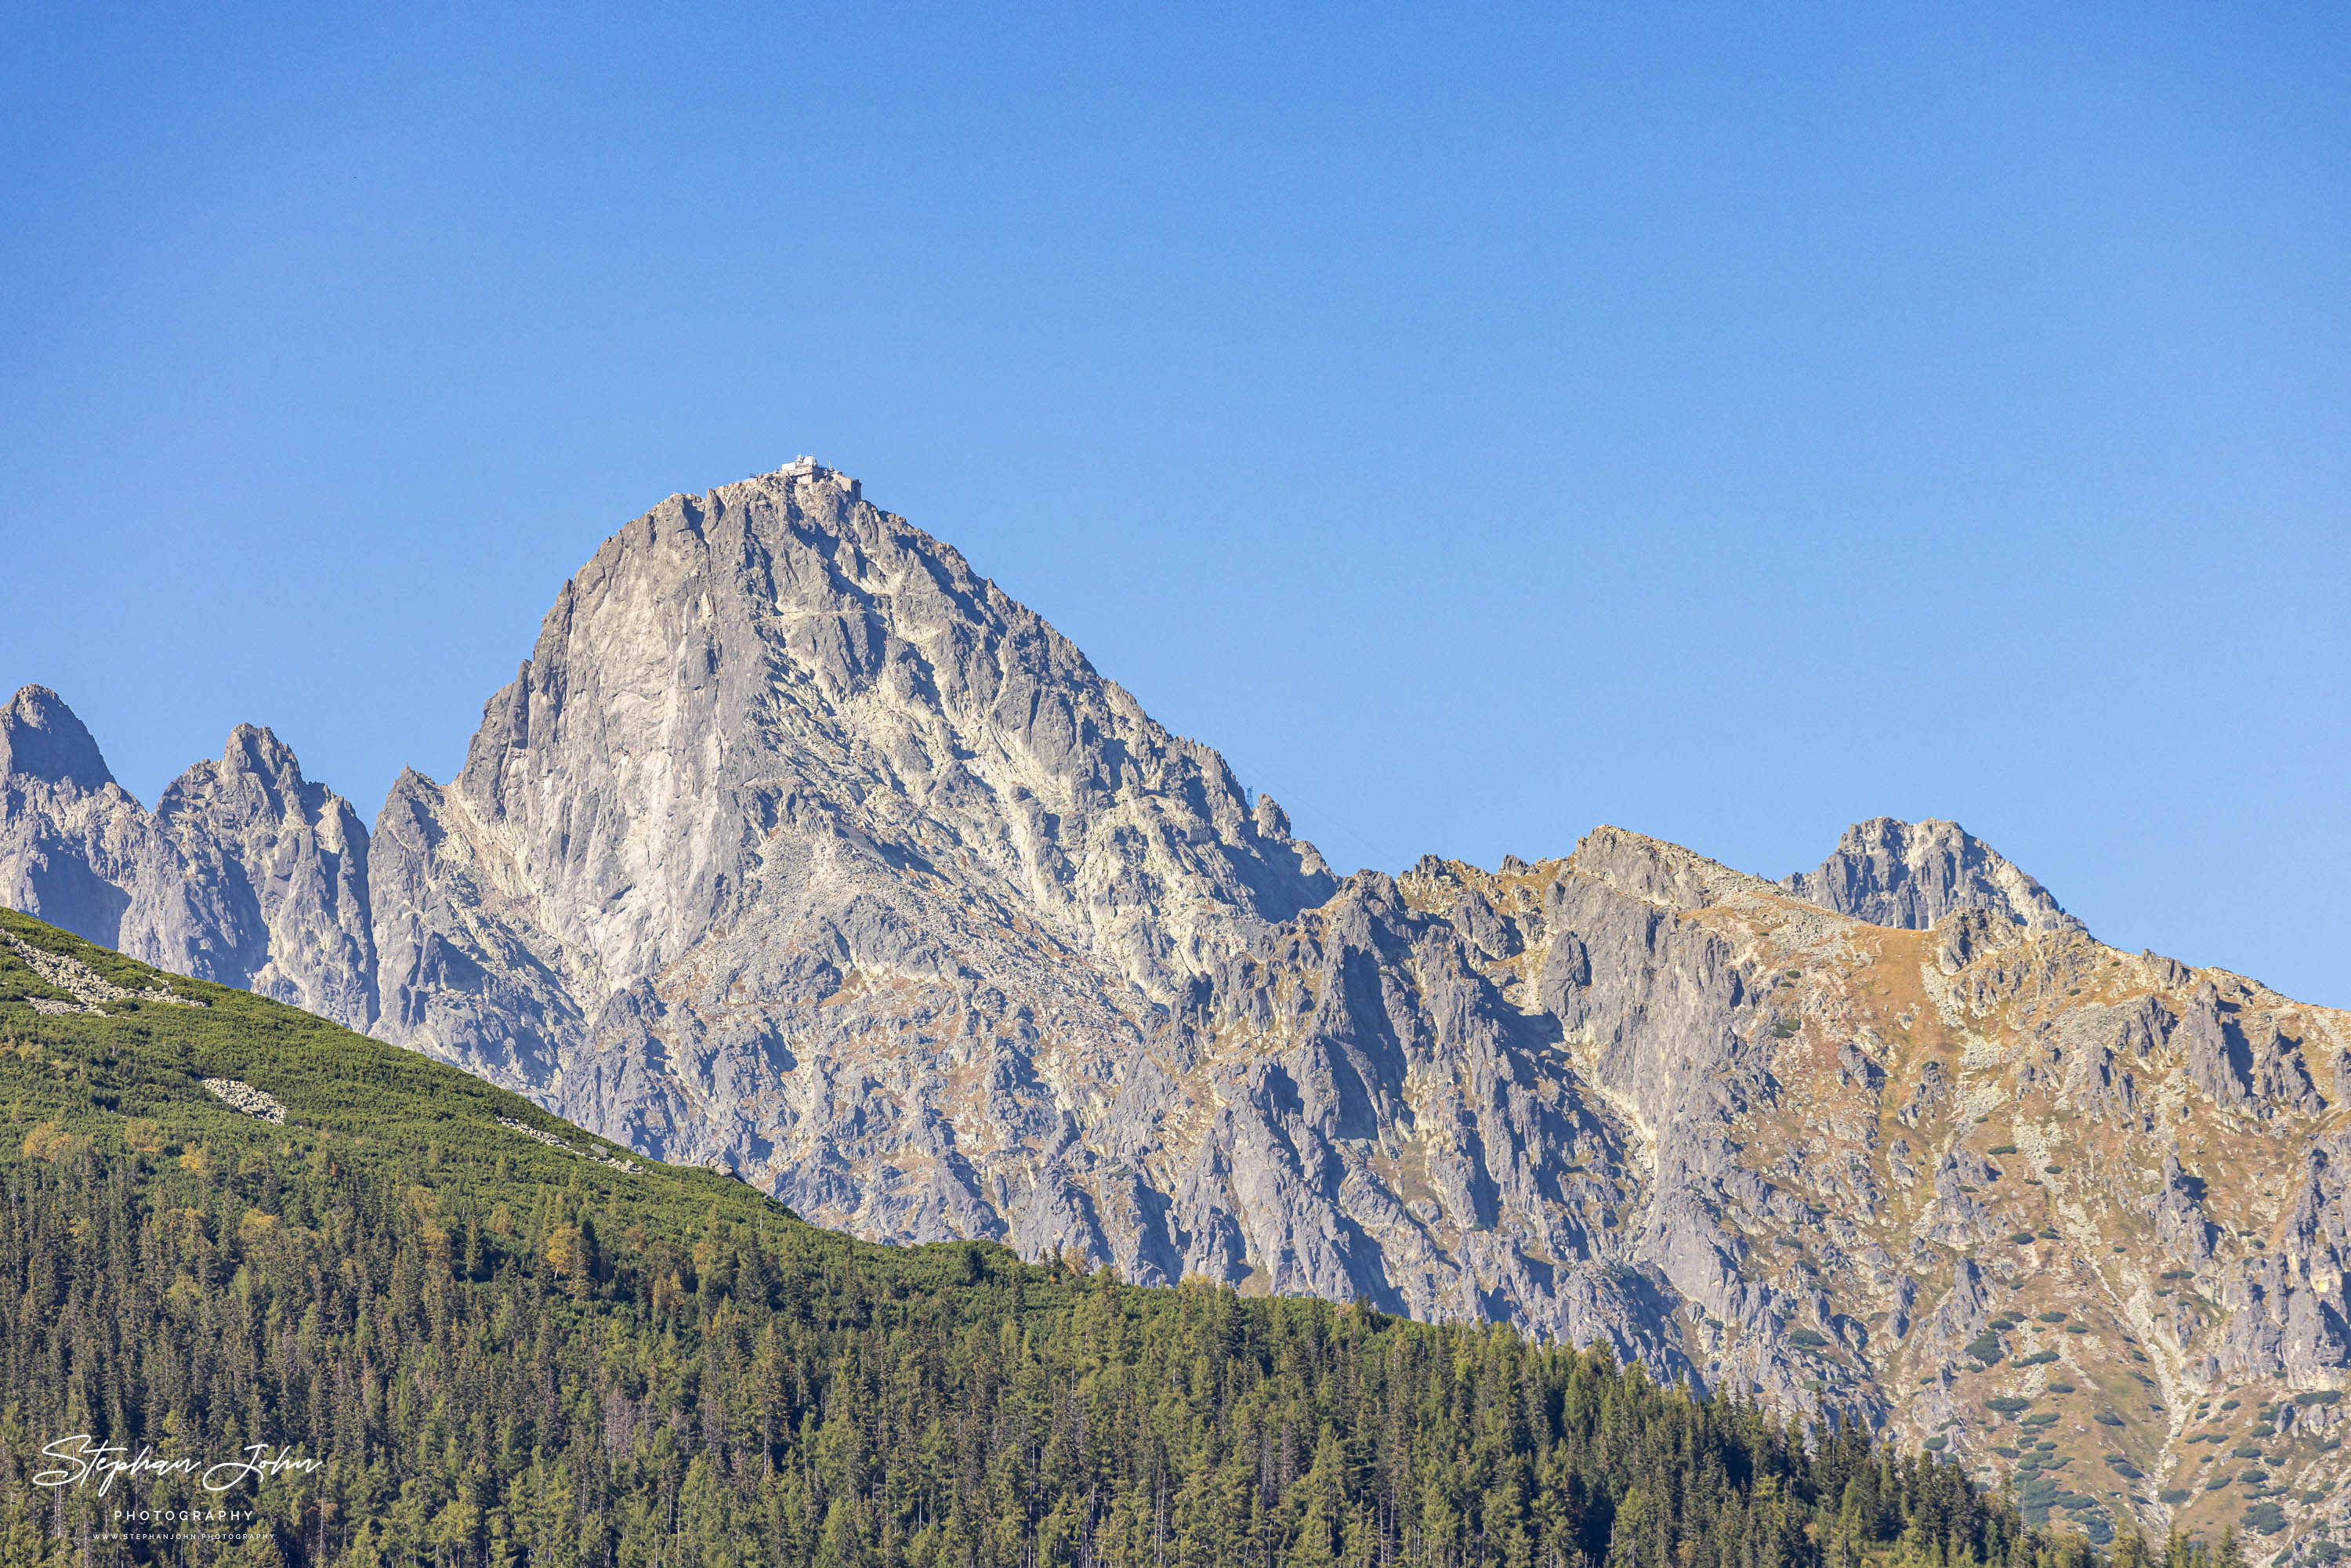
[10,460,2351,1544]
[368,462,1331,1101]
[140,725,379,1027]
[1784,816,2084,934]
[0,686,155,944]
[0,693,377,1030]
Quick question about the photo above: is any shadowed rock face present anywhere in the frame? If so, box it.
[1783,817,2083,934]
[9,462,2351,1542]
[0,685,111,788]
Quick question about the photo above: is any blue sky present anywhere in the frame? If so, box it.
[3,4,2346,1001]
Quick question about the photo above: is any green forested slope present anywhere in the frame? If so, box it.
[0,910,2236,1568]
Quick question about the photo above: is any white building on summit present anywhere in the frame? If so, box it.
[777,454,859,499]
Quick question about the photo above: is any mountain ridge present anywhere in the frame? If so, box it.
[5,459,2349,1548]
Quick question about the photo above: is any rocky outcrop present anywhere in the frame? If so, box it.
[2154,1153,2218,1269]
[1784,817,2084,933]
[2179,977,2324,1117]
[2216,1132,2351,1385]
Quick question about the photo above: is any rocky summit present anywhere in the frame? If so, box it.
[5,459,2348,1545]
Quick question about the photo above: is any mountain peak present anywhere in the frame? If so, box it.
[0,685,116,791]
[222,720,300,773]
[1782,815,2082,932]
[371,462,1337,1091]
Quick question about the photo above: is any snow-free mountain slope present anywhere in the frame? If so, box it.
[5,460,2350,1548]
[368,458,1333,1092]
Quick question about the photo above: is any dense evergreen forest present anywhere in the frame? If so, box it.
[0,911,2251,1568]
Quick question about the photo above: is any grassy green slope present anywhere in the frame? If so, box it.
[0,906,807,1251]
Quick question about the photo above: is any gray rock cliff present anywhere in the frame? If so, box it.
[0,686,154,943]
[141,725,378,1027]
[366,462,1332,1099]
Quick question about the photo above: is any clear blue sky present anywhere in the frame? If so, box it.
[3,5,2346,1002]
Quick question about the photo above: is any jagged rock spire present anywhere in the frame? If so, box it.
[0,690,375,1026]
